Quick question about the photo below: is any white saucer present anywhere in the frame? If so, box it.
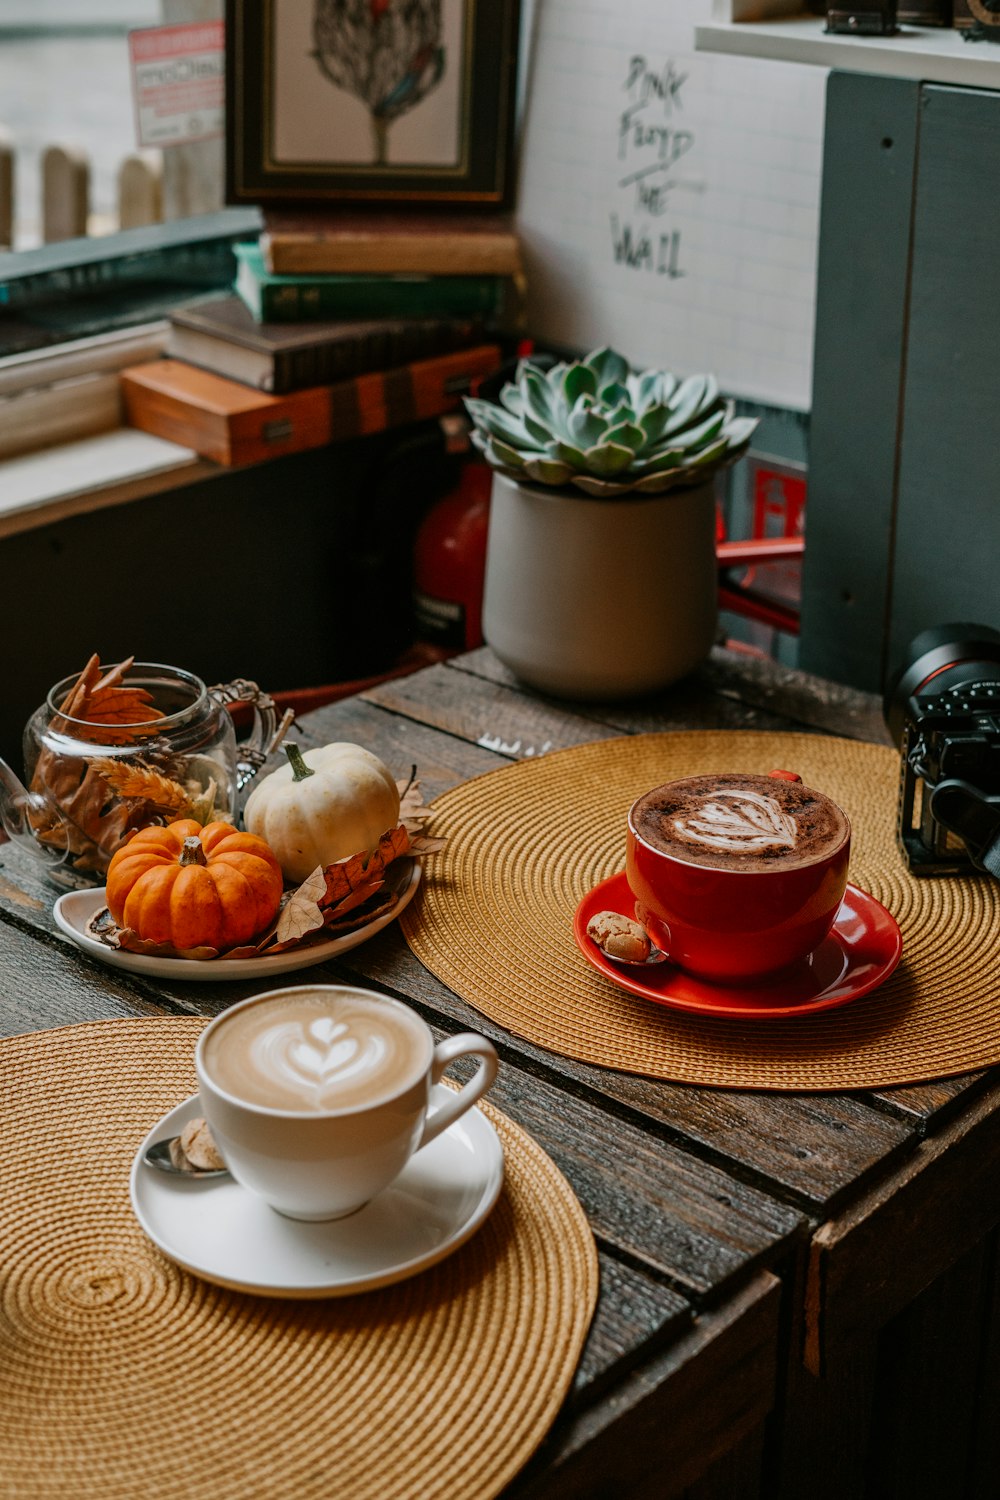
[53,857,420,981]
[129,1088,505,1297]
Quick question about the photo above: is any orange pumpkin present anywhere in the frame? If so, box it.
[105,819,284,950]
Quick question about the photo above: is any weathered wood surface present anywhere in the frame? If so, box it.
[449,645,891,744]
[511,1272,782,1500]
[805,1077,1000,1375]
[1,644,997,1500]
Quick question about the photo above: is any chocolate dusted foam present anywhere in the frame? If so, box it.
[631,773,849,871]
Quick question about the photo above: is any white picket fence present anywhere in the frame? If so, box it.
[0,134,164,250]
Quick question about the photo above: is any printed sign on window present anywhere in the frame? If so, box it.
[129,22,225,148]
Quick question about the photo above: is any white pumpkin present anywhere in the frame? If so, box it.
[243,741,400,883]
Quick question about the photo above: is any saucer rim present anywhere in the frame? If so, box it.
[53,857,420,981]
[574,873,902,1019]
[129,1088,505,1298]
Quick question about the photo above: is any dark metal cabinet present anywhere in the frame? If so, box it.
[800,71,1000,692]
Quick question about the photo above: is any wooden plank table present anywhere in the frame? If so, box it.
[2,645,999,1500]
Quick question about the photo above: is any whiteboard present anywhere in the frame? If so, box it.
[515,0,828,410]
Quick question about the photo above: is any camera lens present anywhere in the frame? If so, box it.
[883,622,1000,748]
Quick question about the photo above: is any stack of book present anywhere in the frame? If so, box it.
[120,210,524,468]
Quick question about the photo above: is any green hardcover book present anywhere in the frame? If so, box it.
[233,241,510,324]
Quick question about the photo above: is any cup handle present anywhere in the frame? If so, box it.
[634,902,674,963]
[418,1033,499,1150]
[207,679,286,792]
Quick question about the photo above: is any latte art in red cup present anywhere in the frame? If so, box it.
[626,773,851,983]
[670,787,798,856]
[632,774,850,871]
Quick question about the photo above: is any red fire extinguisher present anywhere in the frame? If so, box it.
[412,457,493,652]
[412,345,535,653]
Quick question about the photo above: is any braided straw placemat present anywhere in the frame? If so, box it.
[0,1018,597,1500]
[400,731,1000,1091]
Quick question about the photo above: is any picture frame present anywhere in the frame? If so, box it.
[225,0,521,209]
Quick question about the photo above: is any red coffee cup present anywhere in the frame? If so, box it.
[625,772,851,983]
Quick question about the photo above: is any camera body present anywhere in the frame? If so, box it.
[885,624,1000,878]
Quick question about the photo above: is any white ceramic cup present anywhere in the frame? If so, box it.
[195,984,499,1222]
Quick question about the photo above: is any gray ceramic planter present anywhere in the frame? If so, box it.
[482,473,718,700]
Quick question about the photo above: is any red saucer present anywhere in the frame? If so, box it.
[573,872,903,1020]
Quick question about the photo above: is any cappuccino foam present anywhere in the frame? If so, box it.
[202,990,430,1112]
[631,774,848,872]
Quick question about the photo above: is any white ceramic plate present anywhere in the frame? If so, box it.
[52,858,420,981]
[129,1090,505,1297]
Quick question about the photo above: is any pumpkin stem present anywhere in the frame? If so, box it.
[178,836,208,867]
[284,743,315,783]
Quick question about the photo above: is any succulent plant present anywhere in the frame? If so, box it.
[464,347,758,498]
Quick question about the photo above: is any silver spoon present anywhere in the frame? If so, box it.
[601,943,670,970]
[143,1137,230,1179]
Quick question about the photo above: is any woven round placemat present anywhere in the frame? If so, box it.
[400,730,1000,1091]
[0,1018,597,1500]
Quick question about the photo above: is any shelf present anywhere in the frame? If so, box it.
[0,429,213,540]
[694,11,1000,88]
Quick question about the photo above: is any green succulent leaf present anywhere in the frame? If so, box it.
[721,416,758,450]
[584,347,631,388]
[463,398,532,448]
[632,447,686,476]
[583,441,636,476]
[499,385,525,417]
[522,411,556,446]
[663,390,720,440]
[603,421,646,454]
[685,435,730,468]
[638,405,674,446]
[485,436,531,471]
[524,371,576,443]
[667,374,719,425]
[515,356,546,383]
[572,474,633,497]
[568,403,607,448]
[634,370,676,410]
[604,401,637,428]
[522,456,576,485]
[598,381,631,411]
[546,440,590,470]
[562,363,597,405]
[631,470,686,494]
[521,369,557,424]
[672,407,727,453]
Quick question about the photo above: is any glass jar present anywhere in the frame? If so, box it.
[0,662,279,889]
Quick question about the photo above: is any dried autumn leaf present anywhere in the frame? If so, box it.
[408,833,448,855]
[34,764,133,871]
[86,907,220,959]
[274,867,328,946]
[323,878,385,923]
[322,824,410,908]
[324,890,398,933]
[28,653,171,876]
[51,655,164,744]
[398,777,433,832]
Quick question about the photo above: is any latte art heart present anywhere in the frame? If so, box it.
[251,1017,390,1106]
[671,790,798,853]
[203,990,431,1112]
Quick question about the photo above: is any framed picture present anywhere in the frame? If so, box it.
[226,0,521,208]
